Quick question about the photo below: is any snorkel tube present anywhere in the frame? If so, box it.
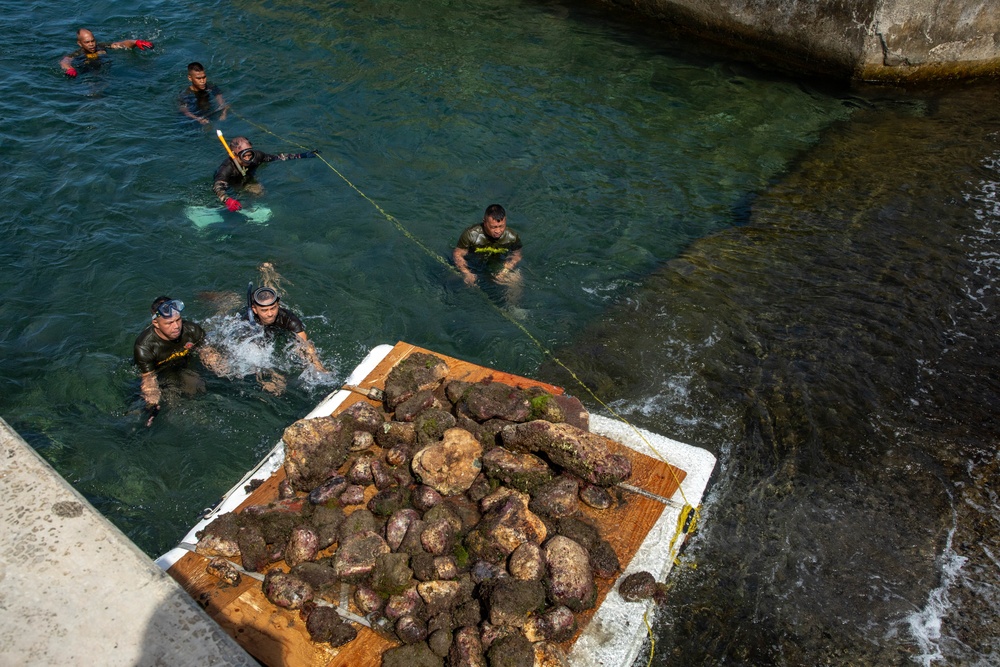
[217,129,247,177]
[246,282,256,324]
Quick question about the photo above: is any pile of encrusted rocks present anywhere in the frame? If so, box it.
[196,352,635,667]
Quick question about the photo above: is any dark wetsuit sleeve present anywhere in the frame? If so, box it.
[258,151,308,163]
[274,309,306,335]
[133,322,206,374]
[456,225,480,250]
[133,326,159,374]
[213,160,242,201]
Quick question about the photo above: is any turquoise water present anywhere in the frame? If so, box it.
[1,0,853,555]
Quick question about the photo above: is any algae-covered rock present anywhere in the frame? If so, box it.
[305,606,358,646]
[332,530,390,581]
[501,420,631,487]
[464,381,532,422]
[196,512,242,557]
[481,447,553,495]
[527,475,579,518]
[414,408,458,446]
[465,489,547,563]
[371,552,415,597]
[384,353,450,410]
[618,570,657,601]
[381,640,444,667]
[485,632,533,667]
[283,415,354,491]
[487,578,546,628]
[523,605,576,643]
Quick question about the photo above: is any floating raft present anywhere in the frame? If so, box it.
[156,342,716,667]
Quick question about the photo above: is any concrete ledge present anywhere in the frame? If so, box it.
[0,417,256,666]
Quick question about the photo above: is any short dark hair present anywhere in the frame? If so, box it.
[484,204,506,221]
[187,62,205,74]
[229,136,250,151]
[150,295,173,315]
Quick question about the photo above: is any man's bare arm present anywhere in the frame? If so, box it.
[140,372,161,407]
[295,331,326,372]
[453,247,476,286]
[198,345,229,375]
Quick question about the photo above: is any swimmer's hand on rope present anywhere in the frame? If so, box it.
[295,149,320,159]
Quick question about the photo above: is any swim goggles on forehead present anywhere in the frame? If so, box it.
[154,299,184,319]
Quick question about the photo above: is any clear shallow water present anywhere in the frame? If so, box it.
[6,0,994,664]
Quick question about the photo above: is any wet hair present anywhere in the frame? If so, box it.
[484,204,506,221]
[229,136,251,151]
[150,295,173,315]
[187,62,205,74]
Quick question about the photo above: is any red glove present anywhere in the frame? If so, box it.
[225,198,242,212]
[65,67,77,78]
[134,40,154,50]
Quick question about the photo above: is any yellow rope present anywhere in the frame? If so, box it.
[231,110,702,545]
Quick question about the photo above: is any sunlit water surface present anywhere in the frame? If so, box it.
[2,0,996,664]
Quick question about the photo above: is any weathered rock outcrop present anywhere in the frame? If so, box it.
[597,0,1000,81]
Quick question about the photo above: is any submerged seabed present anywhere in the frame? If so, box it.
[1,0,997,664]
[547,83,1000,664]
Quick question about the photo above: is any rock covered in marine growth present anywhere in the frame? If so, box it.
[481,447,553,495]
[501,420,632,487]
[543,535,596,612]
[263,570,313,609]
[411,428,483,496]
[305,605,359,646]
[384,352,450,410]
[282,415,354,492]
[206,557,242,586]
[465,488,547,562]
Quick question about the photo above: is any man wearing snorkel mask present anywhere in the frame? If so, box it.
[212,136,319,213]
[133,296,224,414]
[246,286,326,373]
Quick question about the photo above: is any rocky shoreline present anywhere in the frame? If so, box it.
[593,0,1000,82]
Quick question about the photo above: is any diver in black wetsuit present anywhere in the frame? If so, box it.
[133,296,224,420]
[244,285,326,372]
[212,136,319,212]
[59,28,153,78]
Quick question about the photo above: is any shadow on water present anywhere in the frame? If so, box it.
[544,81,1000,665]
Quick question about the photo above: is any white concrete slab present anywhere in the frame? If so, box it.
[0,417,256,667]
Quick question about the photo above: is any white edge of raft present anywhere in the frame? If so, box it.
[154,343,717,667]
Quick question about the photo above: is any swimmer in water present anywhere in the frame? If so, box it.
[179,62,228,125]
[60,28,154,78]
[132,296,225,426]
[453,204,523,288]
[245,284,327,373]
[213,136,320,212]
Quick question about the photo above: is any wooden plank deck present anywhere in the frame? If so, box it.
[166,342,687,666]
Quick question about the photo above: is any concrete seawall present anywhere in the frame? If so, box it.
[597,0,1000,81]
[0,417,254,666]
